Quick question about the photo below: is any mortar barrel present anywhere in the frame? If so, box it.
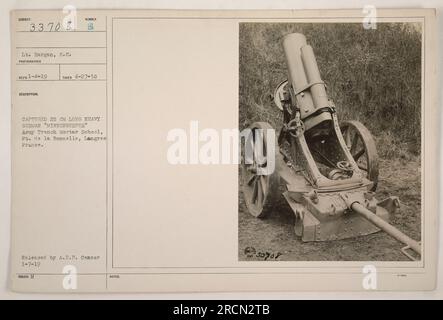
[351,202,421,255]
[283,33,315,116]
[300,45,330,109]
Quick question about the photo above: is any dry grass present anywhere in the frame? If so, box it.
[239,23,422,156]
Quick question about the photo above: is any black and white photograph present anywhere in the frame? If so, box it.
[2,6,439,295]
[239,22,422,261]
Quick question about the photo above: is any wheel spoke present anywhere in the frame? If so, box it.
[345,127,351,148]
[251,180,258,204]
[260,175,267,197]
[256,180,264,205]
[247,173,256,186]
[353,149,365,161]
[350,133,359,154]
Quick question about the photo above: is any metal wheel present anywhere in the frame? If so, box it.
[340,120,379,191]
[241,122,280,218]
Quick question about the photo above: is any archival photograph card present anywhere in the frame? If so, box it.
[10,9,438,292]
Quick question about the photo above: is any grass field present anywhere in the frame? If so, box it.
[239,22,421,157]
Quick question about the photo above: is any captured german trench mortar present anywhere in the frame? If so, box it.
[240,33,421,260]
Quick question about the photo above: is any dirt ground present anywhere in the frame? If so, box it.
[238,156,421,261]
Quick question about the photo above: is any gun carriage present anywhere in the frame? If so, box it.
[241,33,420,260]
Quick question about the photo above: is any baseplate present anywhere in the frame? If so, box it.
[283,191,390,241]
